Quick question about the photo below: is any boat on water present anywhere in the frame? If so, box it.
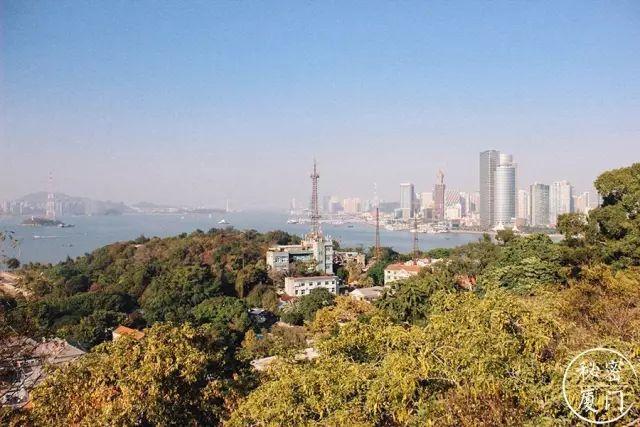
[286,219,299,224]
[218,219,230,225]
[58,223,75,228]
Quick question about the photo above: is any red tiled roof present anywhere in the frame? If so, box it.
[113,325,145,340]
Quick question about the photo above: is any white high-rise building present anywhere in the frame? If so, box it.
[479,150,500,229]
[530,183,550,227]
[517,189,530,224]
[549,180,573,226]
[400,183,415,219]
[420,192,433,209]
[494,154,517,228]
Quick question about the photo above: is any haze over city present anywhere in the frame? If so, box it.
[2,1,639,209]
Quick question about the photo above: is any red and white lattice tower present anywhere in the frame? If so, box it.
[46,172,56,220]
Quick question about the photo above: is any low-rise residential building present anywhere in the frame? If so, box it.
[284,275,339,297]
[266,235,334,274]
[350,286,385,302]
[0,337,85,408]
[384,263,422,285]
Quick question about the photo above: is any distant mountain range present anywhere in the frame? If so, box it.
[7,193,226,216]
[16,192,134,216]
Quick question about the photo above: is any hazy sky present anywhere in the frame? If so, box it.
[1,1,639,209]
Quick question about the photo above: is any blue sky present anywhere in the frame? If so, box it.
[1,1,639,208]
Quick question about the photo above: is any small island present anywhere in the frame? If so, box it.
[21,217,73,227]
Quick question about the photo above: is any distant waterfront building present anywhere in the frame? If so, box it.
[384,263,421,285]
[420,192,434,210]
[517,189,530,224]
[399,183,415,219]
[530,183,550,227]
[433,170,446,221]
[479,150,500,229]
[445,204,462,220]
[342,198,361,214]
[549,180,573,225]
[573,191,591,214]
[494,154,517,228]
[284,275,339,297]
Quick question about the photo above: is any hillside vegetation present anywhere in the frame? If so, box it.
[2,163,640,426]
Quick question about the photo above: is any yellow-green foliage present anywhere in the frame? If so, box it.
[27,323,247,426]
[229,266,640,426]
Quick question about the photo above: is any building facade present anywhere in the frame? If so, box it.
[479,150,500,229]
[494,153,517,228]
[549,180,573,226]
[383,263,421,285]
[399,183,415,219]
[284,275,339,297]
[530,183,550,227]
[517,189,530,224]
[266,235,334,275]
[433,170,446,221]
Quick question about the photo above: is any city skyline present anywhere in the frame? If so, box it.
[2,1,639,208]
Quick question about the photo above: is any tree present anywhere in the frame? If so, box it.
[191,296,251,334]
[297,288,336,321]
[495,229,516,245]
[588,163,640,268]
[6,258,20,270]
[26,323,250,426]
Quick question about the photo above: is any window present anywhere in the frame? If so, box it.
[295,290,299,295]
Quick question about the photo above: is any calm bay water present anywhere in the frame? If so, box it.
[0,212,482,265]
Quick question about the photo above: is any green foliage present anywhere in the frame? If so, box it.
[495,229,516,244]
[588,163,640,268]
[280,309,304,326]
[296,287,336,322]
[141,265,220,323]
[191,296,250,334]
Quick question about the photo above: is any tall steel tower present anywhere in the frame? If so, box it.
[412,215,419,264]
[45,172,56,220]
[375,207,381,259]
[309,159,320,237]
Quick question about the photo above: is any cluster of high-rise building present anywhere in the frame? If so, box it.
[479,150,594,230]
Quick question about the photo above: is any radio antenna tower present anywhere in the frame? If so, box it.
[309,159,320,237]
[46,172,56,220]
[412,215,419,265]
[375,207,381,259]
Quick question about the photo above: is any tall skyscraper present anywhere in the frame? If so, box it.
[433,170,445,221]
[530,183,550,227]
[494,154,517,227]
[479,150,500,229]
[517,189,530,224]
[549,180,573,225]
[400,183,415,219]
